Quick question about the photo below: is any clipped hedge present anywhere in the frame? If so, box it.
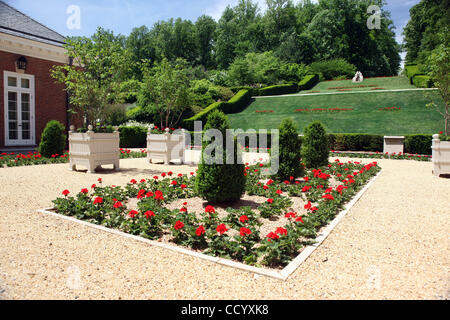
[404,134,432,155]
[412,75,433,88]
[257,83,299,96]
[329,133,384,152]
[119,126,147,148]
[404,64,420,79]
[183,89,252,130]
[298,74,319,90]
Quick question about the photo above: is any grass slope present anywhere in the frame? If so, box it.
[228,79,445,135]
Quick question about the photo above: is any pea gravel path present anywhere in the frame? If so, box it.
[0,157,449,300]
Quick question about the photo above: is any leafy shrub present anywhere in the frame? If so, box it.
[273,118,304,180]
[126,104,158,123]
[309,59,357,81]
[183,89,252,130]
[195,111,246,202]
[38,120,66,157]
[105,104,127,126]
[258,83,299,96]
[329,134,384,152]
[405,134,432,155]
[301,121,329,168]
[298,74,319,90]
[119,126,147,148]
[412,75,433,88]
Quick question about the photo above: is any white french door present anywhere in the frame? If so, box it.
[4,71,35,146]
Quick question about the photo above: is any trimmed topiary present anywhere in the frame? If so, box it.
[273,118,304,180]
[195,110,246,203]
[38,120,66,158]
[301,121,330,168]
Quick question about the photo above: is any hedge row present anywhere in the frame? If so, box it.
[119,126,147,148]
[183,89,252,130]
[257,83,299,96]
[405,63,433,88]
[118,127,433,156]
[298,74,320,90]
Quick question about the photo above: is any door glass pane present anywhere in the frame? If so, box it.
[8,122,18,140]
[7,76,17,87]
[8,92,17,120]
[21,78,30,88]
[21,93,31,141]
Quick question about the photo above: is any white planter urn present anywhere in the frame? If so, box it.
[69,125,120,173]
[432,134,450,177]
[147,125,186,165]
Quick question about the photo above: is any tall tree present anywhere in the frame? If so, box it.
[195,15,217,68]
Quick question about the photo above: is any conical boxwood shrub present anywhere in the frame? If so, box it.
[38,120,66,158]
[301,121,330,168]
[273,118,304,180]
[195,110,246,203]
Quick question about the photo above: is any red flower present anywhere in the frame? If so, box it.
[275,227,287,236]
[93,197,103,204]
[113,201,123,208]
[168,171,173,176]
[239,227,252,237]
[296,216,304,223]
[180,184,187,189]
[285,212,296,219]
[144,211,155,219]
[154,190,164,200]
[267,198,274,204]
[439,131,443,134]
[239,215,249,223]
[180,207,187,213]
[304,176,309,182]
[322,194,334,200]
[130,179,137,184]
[266,232,279,242]
[128,210,138,218]
[80,188,89,194]
[195,225,206,236]
[91,184,96,189]
[205,205,216,213]
[304,201,312,210]
[267,179,274,185]
[276,189,283,195]
[161,172,166,177]
[171,180,177,186]
[302,186,312,192]
[325,187,333,193]
[174,220,184,230]
[62,189,70,196]
[153,176,159,180]
[97,178,102,183]
[140,179,146,183]
[146,191,154,198]
[137,189,146,199]
[178,173,183,177]
[216,224,228,235]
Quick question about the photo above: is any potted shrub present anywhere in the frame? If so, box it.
[147,124,186,165]
[69,125,120,173]
[432,134,450,177]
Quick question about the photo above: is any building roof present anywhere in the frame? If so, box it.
[0,1,66,47]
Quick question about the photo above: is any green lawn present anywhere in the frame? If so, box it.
[228,89,446,135]
[301,76,417,93]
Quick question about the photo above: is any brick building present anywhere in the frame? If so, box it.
[0,1,72,152]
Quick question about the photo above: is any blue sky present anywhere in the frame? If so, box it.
[5,0,420,45]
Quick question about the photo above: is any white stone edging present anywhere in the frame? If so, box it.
[37,170,382,281]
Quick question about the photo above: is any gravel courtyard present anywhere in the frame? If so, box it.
[0,157,449,300]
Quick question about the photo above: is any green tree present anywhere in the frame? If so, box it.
[195,15,217,68]
[275,118,304,180]
[51,27,130,127]
[301,121,330,168]
[426,31,450,135]
[138,58,193,128]
[195,110,246,203]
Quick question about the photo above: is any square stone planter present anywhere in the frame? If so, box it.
[69,125,120,173]
[147,126,186,165]
[383,136,405,154]
[432,134,450,177]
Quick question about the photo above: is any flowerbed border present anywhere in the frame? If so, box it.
[37,170,381,281]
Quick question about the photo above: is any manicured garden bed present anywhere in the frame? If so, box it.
[50,159,380,269]
[0,149,147,168]
[330,150,431,161]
